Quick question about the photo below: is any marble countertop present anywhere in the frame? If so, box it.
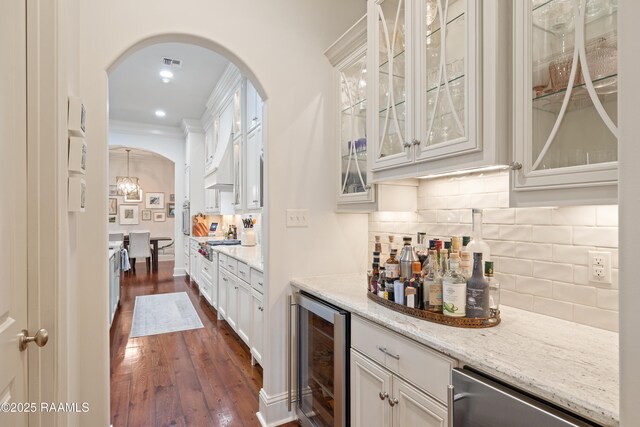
[188,236,211,243]
[291,273,619,426]
[213,245,263,272]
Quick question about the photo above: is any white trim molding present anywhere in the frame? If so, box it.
[257,388,296,427]
[110,119,184,139]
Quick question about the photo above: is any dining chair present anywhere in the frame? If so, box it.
[128,231,152,273]
[109,233,124,242]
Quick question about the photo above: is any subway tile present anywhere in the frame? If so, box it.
[447,224,471,236]
[499,225,533,242]
[497,192,510,208]
[516,276,553,297]
[495,273,516,290]
[533,297,574,321]
[552,244,593,266]
[515,242,553,261]
[459,209,472,223]
[573,265,589,285]
[573,305,619,332]
[603,248,619,269]
[500,257,533,276]
[515,207,553,225]
[423,196,447,210]
[483,175,509,193]
[552,282,596,306]
[483,225,501,240]
[532,226,572,244]
[437,210,460,223]
[551,206,597,226]
[596,205,618,227]
[572,227,618,247]
[483,208,516,225]
[458,179,479,195]
[596,288,619,311]
[501,290,534,311]
[471,193,500,209]
[418,210,438,223]
[487,241,518,258]
[533,261,573,282]
[447,194,471,209]
[423,223,447,237]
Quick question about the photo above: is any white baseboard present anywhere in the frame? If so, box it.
[257,388,296,427]
[173,267,186,277]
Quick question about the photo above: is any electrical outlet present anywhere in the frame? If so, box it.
[286,209,309,228]
[588,251,611,284]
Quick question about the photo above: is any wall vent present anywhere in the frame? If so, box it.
[161,57,182,68]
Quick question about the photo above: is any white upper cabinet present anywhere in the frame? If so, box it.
[204,117,218,175]
[246,79,263,132]
[367,0,510,181]
[245,125,263,210]
[511,0,618,206]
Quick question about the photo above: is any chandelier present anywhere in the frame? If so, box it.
[117,149,139,195]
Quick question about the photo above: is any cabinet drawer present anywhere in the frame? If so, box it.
[224,256,238,275]
[218,253,227,269]
[201,258,213,281]
[237,261,250,282]
[351,315,454,403]
[250,269,264,293]
[189,239,200,250]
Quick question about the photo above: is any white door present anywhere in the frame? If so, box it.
[236,281,252,345]
[0,0,28,425]
[392,376,447,427]
[218,270,228,319]
[250,289,263,366]
[226,276,238,331]
[246,126,262,209]
[350,349,392,427]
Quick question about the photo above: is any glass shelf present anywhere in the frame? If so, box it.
[426,74,465,94]
[379,49,406,70]
[532,0,617,35]
[341,98,367,114]
[533,73,617,113]
[426,12,465,38]
[378,99,406,115]
[342,151,368,161]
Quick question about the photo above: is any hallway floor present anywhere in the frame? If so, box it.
[110,261,295,427]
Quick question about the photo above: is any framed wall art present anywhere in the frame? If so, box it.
[108,216,117,224]
[153,212,166,222]
[109,198,117,215]
[146,192,165,209]
[142,210,151,221]
[124,187,143,203]
[119,205,139,225]
[167,203,175,218]
[109,185,118,196]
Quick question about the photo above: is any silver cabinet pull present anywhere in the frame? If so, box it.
[388,397,398,407]
[379,391,388,401]
[377,345,400,360]
[412,139,421,146]
[509,161,523,170]
[447,385,454,427]
[287,295,297,411]
[402,141,412,148]
[19,328,49,352]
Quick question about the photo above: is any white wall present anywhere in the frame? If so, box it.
[370,170,619,332]
[109,123,186,274]
[108,151,176,258]
[618,1,638,424]
[77,1,367,425]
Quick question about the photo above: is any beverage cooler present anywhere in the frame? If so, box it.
[288,292,350,427]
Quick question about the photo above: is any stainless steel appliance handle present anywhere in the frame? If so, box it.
[448,384,454,427]
[287,294,296,412]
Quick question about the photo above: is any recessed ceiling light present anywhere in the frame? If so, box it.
[155,110,166,118]
[159,70,173,79]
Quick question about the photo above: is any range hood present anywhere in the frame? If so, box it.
[205,133,233,190]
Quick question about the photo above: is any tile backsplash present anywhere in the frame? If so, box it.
[368,170,619,332]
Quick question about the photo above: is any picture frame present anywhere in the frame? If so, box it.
[109,198,117,215]
[119,204,139,225]
[68,137,87,175]
[142,210,151,221]
[108,216,117,224]
[153,212,166,222]
[68,176,86,213]
[146,192,165,209]
[109,185,118,196]
[169,193,175,202]
[124,187,143,203]
[116,176,139,196]
[167,203,175,218]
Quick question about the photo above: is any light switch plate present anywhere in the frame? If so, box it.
[588,250,611,284]
[286,209,309,227]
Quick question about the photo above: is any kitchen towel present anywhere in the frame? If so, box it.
[130,291,203,338]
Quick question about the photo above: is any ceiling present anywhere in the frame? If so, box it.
[108,43,230,128]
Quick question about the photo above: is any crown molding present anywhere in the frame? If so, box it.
[181,119,205,136]
[324,15,367,66]
[109,120,184,139]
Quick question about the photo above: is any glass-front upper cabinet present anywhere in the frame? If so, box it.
[369,0,413,170]
[326,16,376,206]
[512,0,618,205]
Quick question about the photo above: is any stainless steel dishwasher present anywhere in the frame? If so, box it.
[451,367,600,426]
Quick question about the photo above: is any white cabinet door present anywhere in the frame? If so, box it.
[251,289,263,366]
[232,134,243,211]
[189,248,198,284]
[246,79,262,132]
[245,126,262,209]
[350,349,393,427]
[226,274,238,331]
[184,164,190,201]
[392,377,447,427]
[205,117,219,175]
[210,253,219,309]
[219,270,228,319]
[236,280,252,345]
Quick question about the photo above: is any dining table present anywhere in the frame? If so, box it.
[122,235,173,273]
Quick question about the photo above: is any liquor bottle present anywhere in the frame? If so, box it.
[370,256,380,294]
[405,286,417,309]
[460,251,472,278]
[444,241,452,252]
[462,236,471,251]
[467,252,490,318]
[368,251,380,290]
[424,250,442,313]
[410,261,424,309]
[465,209,491,268]
[399,237,418,280]
[485,261,500,316]
[375,235,382,253]
[451,235,462,254]
[394,278,404,305]
[385,249,400,284]
[416,232,428,264]
[442,253,467,317]
[377,267,387,298]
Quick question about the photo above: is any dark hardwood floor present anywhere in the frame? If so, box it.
[110,261,297,427]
